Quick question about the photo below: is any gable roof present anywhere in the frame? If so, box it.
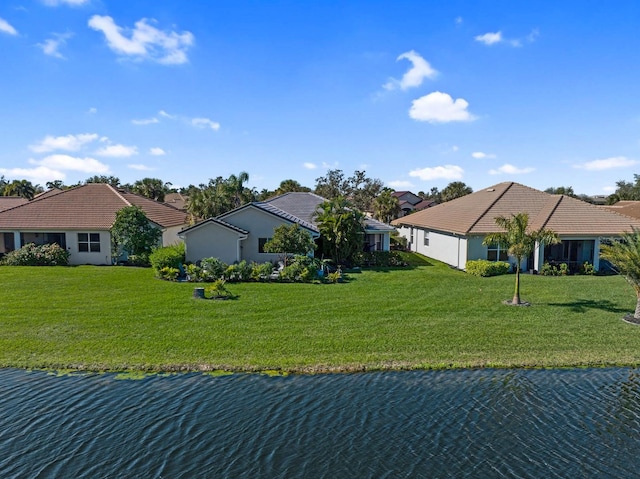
[0,183,189,230]
[219,201,320,233]
[391,182,640,236]
[264,192,395,232]
[179,217,249,236]
[601,201,640,220]
[0,197,29,212]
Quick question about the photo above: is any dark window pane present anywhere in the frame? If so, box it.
[79,243,89,252]
[90,243,100,252]
[90,233,100,242]
[78,233,88,242]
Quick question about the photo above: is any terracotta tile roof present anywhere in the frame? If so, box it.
[391,182,640,236]
[601,201,640,222]
[0,197,28,212]
[0,183,189,230]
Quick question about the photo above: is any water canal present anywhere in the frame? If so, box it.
[1,368,640,478]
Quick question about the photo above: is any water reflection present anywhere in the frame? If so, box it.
[1,368,640,478]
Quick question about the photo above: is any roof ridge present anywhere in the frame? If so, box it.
[532,194,563,231]
[107,184,132,206]
[465,182,514,234]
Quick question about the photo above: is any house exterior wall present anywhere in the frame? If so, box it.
[183,223,243,264]
[67,230,112,265]
[397,226,467,269]
[162,224,187,247]
[222,207,317,264]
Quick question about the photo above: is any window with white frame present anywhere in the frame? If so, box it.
[486,243,508,261]
[78,233,100,252]
[423,231,429,247]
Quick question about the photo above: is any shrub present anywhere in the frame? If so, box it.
[326,271,342,283]
[126,253,151,267]
[2,243,70,266]
[200,257,228,280]
[224,260,252,282]
[159,266,180,281]
[465,260,511,277]
[205,279,233,299]
[185,263,204,282]
[149,244,185,275]
[580,261,597,275]
[352,251,407,268]
[540,262,570,276]
[251,262,274,281]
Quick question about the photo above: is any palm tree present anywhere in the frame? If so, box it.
[314,196,365,265]
[440,181,472,202]
[373,189,400,223]
[483,213,560,305]
[4,179,36,200]
[600,229,640,320]
[227,171,250,208]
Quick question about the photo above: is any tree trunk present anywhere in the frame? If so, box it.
[512,263,521,305]
[635,294,640,319]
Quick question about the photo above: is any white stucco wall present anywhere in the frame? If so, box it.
[162,224,187,247]
[183,223,243,264]
[66,230,112,265]
[397,226,467,269]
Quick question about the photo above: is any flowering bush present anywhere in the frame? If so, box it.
[2,243,70,266]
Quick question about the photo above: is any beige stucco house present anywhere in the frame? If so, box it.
[392,182,640,272]
[0,183,190,265]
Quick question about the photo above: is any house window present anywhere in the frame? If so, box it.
[78,233,101,253]
[487,244,508,262]
[258,237,271,253]
[424,231,429,247]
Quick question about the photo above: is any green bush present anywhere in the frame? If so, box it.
[465,260,511,277]
[580,261,597,275]
[2,243,70,266]
[224,260,252,282]
[126,253,151,267]
[352,251,408,268]
[149,243,185,275]
[251,262,274,281]
[205,279,233,299]
[159,266,180,281]
[540,262,570,276]
[200,257,228,280]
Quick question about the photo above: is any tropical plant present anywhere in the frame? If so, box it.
[483,212,560,305]
[440,181,472,203]
[263,223,316,266]
[3,179,37,199]
[149,243,185,275]
[111,206,162,265]
[314,196,365,265]
[275,179,311,195]
[131,178,172,202]
[600,228,640,319]
[205,279,233,299]
[84,175,121,187]
[373,188,401,223]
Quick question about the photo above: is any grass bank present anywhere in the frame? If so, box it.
[2,254,640,373]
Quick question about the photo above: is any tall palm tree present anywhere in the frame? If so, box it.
[314,196,364,265]
[227,171,250,208]
[373,189,400,223]
[483,213,560,305]
[4,179,36,200]
[600,229,640,320]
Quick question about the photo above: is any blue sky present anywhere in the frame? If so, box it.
[1,0,640,195]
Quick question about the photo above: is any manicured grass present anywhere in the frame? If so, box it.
[2,255,640,373]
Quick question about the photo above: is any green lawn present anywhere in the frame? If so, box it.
[2,254,640,373]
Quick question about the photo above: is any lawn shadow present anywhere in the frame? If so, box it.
[547,298,629,314]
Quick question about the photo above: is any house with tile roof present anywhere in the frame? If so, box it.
[391,182,640,272]
[179,192,395,264]
[391,191,435,216]
[0,183,190,265]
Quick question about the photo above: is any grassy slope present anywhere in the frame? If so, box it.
[1,255,640,372]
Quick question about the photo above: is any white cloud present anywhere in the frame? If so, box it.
[88,107,97,114]
[88,15,194,65]
[303,162,317,170]
[0,18,18,36]
[38,32,73,59]
[132,117,159,125]
[191,118,220,130]
[488,163,535,175]
[409,165,464,181]
[475,31,503,45]
[95,144,138,157]
[603,185,616,193]
[384,50,438,91]
[30,133,99,153]
[574,156,637,171]
[31,154,109,173]
[0,166,65,183]
[388,180,414,189]
[455,17,463,25]
[472,151,496,159]
[42,0,89,6]
[149,147,166,156]
[128,164,154,171]
[409,91,476,123]
[158,110,174,118]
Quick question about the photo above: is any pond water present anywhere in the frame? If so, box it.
[1,368,640,478]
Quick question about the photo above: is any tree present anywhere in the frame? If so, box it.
[46,180,67,190]
[373,188,401,223]
[111,206,162,263]
[3,179,37,200]
[186,173,255,222]
[607,175,640,204]
[483,213,560,305]
[263,223,316,266]
[314,169,384,212]
[440,182,472,202]
[314,169,349,200]
[419,187,442,204]
[131,178,171,202]
[275,179,311,195]
[314,196,365,265]
[227,171,252,208]
[85,175,121,187]
[600,229,640,320]
[544,186,576,197]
